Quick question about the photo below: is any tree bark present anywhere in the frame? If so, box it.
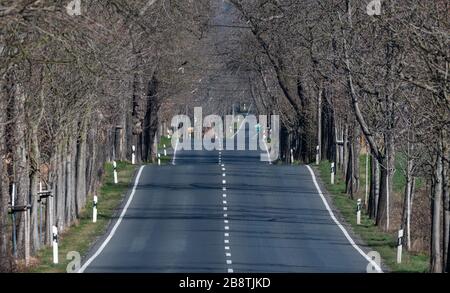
[369,154,380,219]
[375,139,395,232]
[29,125,40,253]
[317,88,322,162]
[76,118,88,217]
[401,156,414,250]
[431,144,443,272]
[0,79,11,270]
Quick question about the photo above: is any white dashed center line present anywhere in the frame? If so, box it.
[219,154,233,273]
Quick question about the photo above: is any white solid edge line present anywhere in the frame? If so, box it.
[172,139,179,165]
[262,140,273,165]
[306,165,383,273]
[78,165,145,273]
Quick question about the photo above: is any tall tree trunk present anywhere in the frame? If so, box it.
[369,154,380,219]
[345,124,360,198]
[431,139,443,272]
[343,124,349,177]
[9,81,31,262]
[375,134,395,232]
[317,88,322,163]
[345,139,354,198]
[143,76,160,162]
[29,126,40,253]
[401,156,414,251]
[76,118,88,217]
[56,139,66,231]
[353,127,361,194]
[65,135,77,225]
[443,159,449,271]
[0,82,11,270]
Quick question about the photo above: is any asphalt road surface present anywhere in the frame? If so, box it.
[81,131,378,273]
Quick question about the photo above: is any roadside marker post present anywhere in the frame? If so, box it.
[93,196,98,223]
[132,145,136,165]
[158,153,161,166]
[356,199,362,225]
[39,182,43,245]
[11,183,17,257]
[52,225,59,264]
[163,144,167,156]
[397,229,404,264]
[331,162,335,185]
[290,149,294,164]
[316,145,320,165]
[113,161,118,184]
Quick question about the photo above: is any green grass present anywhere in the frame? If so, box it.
[158,154,171,165]
[158,136,172,150]
[392,153,424,193]
[317,160,429,273]
[29,161,137,273]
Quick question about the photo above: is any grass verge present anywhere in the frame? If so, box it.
[316,160,429,273]
[29,161,137,273]
[158,135,172,150]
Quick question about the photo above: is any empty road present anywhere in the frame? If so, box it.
[80,132,379,273]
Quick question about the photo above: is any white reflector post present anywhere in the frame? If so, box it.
[331,162,335,185]
[397,229,404,264]
[93,195,98,223]
[113,161,118,184]
[316,145,320,165]
[357,199,362,225]
[52,225,58,264]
